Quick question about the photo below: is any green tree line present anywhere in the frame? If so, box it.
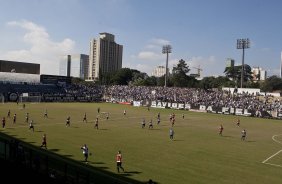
[72,59,282,92]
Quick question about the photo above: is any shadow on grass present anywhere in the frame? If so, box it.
[173,139,184,141]
[118,171,142,177]
[92,161,105,164]
[246,140,256,142]
[48,148,60,152]
[0,132,158,184]
[36,130,44,133]
[222,135,233,138]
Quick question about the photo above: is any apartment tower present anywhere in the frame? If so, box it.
[88,33,123,81]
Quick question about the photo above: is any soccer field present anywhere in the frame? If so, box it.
[0,102,282,184]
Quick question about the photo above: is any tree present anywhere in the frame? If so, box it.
[171,59,191,87]
[224,64,253,87]
[111,68,133,85]
[261,76,282,92]
[224,66,240,84]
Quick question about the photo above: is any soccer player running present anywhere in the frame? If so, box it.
[2,117,6,128]
[106,113,109,120]
[94,118,99,129]
[13,113,17,124]
[141,118,146,128]
[81,144,89,163]
[241,129,247,141]
[236,118,240,127]
[169,128,174,140]
[44,109,48,118]
[171,117,175,127]
[157,112,160,119]
[66,116,71,127]
[219,124,224,136]
[7,110,10,118]
[157,117,160,125]
[29,120,34,132]
[25,113,29,123]
[116,151,125,173]
[41,134,47,148]
[83,113,87,123]
[149,119,153,129]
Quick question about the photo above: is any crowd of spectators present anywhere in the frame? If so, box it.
[103,85,282,113]
[0,83,281,116]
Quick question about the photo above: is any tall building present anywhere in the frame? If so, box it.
[226,58,235,68]
[151,66,167,77]
[59,54,89,79]
[70,54,89,79]
[252,67,267,81]
[88,33,123,81]
[59,55,71,77]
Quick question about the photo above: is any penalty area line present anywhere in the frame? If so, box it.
[263,162,282,168]
[262,149,282,164]
[272,134,282,145]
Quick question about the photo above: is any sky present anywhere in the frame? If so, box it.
[0,0,282,77]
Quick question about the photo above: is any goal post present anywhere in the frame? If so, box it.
[19,94,42,103]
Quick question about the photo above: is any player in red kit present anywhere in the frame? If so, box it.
[219,124,224,136]
[116,151,125,173]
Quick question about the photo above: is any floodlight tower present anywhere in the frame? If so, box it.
[237,38,250,88]
[280,51,282,78]
[162,45,172,87]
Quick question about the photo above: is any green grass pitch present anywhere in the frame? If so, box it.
[0,102,282,184]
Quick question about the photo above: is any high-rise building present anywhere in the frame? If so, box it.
[59,54,89,79]
[70,54,89,79]
[252,67,267,81]
[88,33,123,81]
[59,55,71,77]
[226,58,235,68]
[151,66,168,77]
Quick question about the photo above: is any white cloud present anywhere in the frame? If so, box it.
[2,20,75,75]
[135,38,171,61]
[150,38,170,46]
[137,51,164,61]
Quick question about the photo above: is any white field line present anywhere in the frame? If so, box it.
[272,134,282,145]
[262,150,282,163]
[262,134,282,167]
[263,162,282,168]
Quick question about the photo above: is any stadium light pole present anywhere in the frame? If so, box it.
[236,38,250,88]
[162,45,172,87]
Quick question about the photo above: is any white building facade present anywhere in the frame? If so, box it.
[252,67,267,81]
[88,33,123,81]
[151,66,168,77]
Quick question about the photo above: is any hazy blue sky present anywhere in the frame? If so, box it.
[0,0,281,77]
